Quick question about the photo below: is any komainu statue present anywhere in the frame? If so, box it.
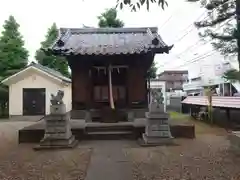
[50,90,64,105]
[151,88,164,107]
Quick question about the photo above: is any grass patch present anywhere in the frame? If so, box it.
[168,111,192,125]
[169,112,227,135]
[169,111,190,120]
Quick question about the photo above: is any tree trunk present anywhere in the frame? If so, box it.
[108,65,115,109]
[205,87,213,124]
[237,0,240,70]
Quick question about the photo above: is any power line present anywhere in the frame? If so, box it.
[174,16,235,59]
[159,1,205,32]
[157,14,236,70]
[160,43,215,68]
[158,17,233,69]
[159,50,217,70]
[159,15,174,31]
[174,51,218,69]
[180,50,216,66]
[159,6,184,31]
[172,15,207,44]
[171,0,235,45]
[157,51,217,70]
[175,40,205,58]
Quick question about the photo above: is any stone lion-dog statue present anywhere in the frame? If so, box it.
[50,90,64,105]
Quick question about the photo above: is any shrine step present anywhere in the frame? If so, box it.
[86,124,134,132]
[230,124,240,131]
[71,110,87,119]
[85,123,135,140]
[85,131,134,140]
[132,108,148,118]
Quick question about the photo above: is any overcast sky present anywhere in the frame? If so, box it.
[0,0,213,77]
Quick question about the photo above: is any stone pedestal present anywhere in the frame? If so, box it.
[140,102,173,146]
[34,104,78,150]
[85,111,92,122]
[127,111,134,122]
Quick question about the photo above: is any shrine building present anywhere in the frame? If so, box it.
[48,27,172,122]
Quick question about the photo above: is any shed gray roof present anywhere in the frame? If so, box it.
[30,63,71,83]
[50,27,173,56]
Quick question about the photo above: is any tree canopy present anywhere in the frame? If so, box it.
[35,23,70,77]
[194,0,237,56]
[0,15,28,115]
[0,15,28,79]
[146,61,158,79]
[116,0,168,11]
[98,8,124,27]
[192,0,239,81]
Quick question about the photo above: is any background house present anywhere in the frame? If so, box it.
[183,57,240,96]
[1,63,72,116]
[157,70,188,92]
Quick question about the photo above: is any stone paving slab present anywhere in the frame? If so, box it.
[84,140,134,180]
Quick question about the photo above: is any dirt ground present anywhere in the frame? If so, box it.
[0,121,92,180]
[125,119,240,180]
[0,118,240,180]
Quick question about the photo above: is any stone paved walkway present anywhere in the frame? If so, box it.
[84,140,134,180]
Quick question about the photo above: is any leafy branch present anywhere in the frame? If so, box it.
[223,69,240,82]
[195,11,235,27]
[116,0,168,11]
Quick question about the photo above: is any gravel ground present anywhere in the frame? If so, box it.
[0,121,34,157]
[0,121,92,180]
[1,119,240,180]
[125,133,240,180]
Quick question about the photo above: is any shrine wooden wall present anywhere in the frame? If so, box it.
[69,54,152,110]
[127,65,147,106]
[71,63,92,109]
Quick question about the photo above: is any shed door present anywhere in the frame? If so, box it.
[23,88,46,115]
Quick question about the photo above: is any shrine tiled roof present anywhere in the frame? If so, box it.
[49,27,173,55]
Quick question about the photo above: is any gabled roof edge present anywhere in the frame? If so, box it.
[1,63,71,86]
[59,27,159,34]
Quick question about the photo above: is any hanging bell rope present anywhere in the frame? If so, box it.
[108,65,115,109]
